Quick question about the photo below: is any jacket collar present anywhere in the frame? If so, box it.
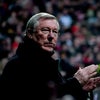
[16,36,55,59]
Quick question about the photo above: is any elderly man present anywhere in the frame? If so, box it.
[0,12,100,100]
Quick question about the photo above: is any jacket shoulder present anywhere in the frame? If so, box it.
[0,55,20,80]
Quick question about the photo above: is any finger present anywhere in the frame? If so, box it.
[89,72,97,78]
[86,65,98,75]
[94,77,100,83]
[90,65,98,73]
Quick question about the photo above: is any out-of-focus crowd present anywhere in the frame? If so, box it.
[0,0,100,99]
[1,0,100,73]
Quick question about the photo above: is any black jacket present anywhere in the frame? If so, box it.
[0,36,89,100]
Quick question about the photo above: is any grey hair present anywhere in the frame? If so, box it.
[26,12,60,34]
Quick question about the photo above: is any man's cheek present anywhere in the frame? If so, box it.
[37,35,46,41]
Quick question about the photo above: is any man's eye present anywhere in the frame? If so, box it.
[53,30,58,34]
[41,29,49,33]
[40,28,59,35]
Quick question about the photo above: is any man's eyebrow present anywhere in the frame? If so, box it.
[41,27,58,30]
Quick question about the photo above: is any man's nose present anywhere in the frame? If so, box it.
[48,32,54,42]
[48,36,53,42]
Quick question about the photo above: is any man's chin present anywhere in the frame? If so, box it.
[42,47,54,54]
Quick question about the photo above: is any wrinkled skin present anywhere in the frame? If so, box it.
[30,19,59,53]
[74,64,100,91]
[83,77,100,91]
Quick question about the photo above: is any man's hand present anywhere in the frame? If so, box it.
[74,64,98,85]
[83,77,100,91]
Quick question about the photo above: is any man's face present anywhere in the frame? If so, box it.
[31,19,59,52]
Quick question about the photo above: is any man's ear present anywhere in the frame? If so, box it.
[27,33,32,39]
[26,28,33,39]
[27,28,33,34]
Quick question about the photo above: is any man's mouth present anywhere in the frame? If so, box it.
[44,43,55,48]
